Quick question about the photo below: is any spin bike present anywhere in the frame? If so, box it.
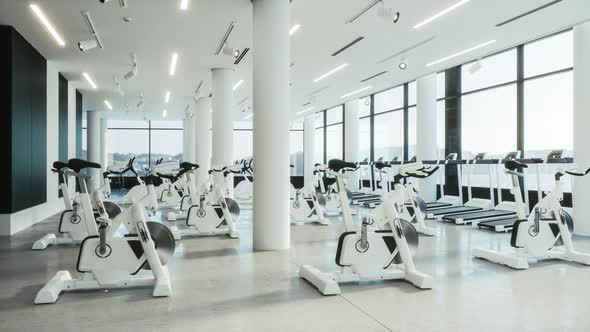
[35,159,175,304]
[290,165,329,225]
[33,160,121,250]
[473,160,590,269]
[299,159,433,295]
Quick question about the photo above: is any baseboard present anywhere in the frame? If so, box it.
[0,199,63,236]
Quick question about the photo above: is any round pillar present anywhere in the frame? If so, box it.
[87,111,101,190]
[195,97,212,184]
[416,74,438,202]
[344,100,360,191]
[253,0,290,250]
[303,115,316,186]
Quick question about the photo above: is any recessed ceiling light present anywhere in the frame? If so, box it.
[296,107,315,115]
[104,100,113,110]
[314,64,348,83]
[414,0,471,29]
[165,91,171,103]
[398,56,408,70]
[82,72,98,89]
[30,4,66,47]
[426,40,496,67]
[162,109,168,118]
[289,24,301,36]
[233,80,244,91]
[340,86,372,99]
[169,52,178,76]
[179,0,190,11]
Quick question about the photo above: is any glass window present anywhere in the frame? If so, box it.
[315,128,324,164]
[108,120,149,129]
[408,81,417,106]
[358,97,371,117]
[326,105,343,125]
[233,130,253,161]
[375,86,403,114]
[462,49,517,93]
[373,111,404,161]
[82,128,88,160]
[108,129,150,171]
[151,121,182,129]
[359,117,371,161]
[407,107,417,160]
[462,84,517,187]
[437,100,446,159]
[437,72,446,100]
[525,30,573,78]
[151,129,183,163]
[326,124,343,161]
[315,112,324,128]
[290,130,304,176]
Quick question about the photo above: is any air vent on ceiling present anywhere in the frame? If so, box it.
[361,71,388,83]
[215,21,236,55]
[309,86,329,96]
[302,102,311,107]
[496,0,563,27]
[332,37,365,56]
[234,48,249,65]
[376,36,435,64]
[345,0,381,24]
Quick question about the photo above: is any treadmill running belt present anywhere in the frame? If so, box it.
[428,206,482,216]
[426,202,452,209]
[478,217,517,232]
[443,209,516,222]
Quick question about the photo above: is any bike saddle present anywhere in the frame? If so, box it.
[374,161,391,170]
[180,162,199,170]
[53,161,68,170]
[505,160,528,171]
[68,159,101,173]
[328,159,358,173]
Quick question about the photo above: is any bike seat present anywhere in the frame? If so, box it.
[180,162,199,170]
[374,162,391,170]
[505,160,528,171]
[53,161,68,170]
[68,159,101,173]
[328,159,358,173]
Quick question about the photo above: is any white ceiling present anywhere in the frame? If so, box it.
[1,0,589,121]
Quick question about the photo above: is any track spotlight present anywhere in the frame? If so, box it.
[123,53,138,80]
[222,45,240,58]
[78,39,97,52]
[398,56,408,70]
[377,3,400,23]
[469,59,483,74]
[98,0,111,3]
[136,93,144,108]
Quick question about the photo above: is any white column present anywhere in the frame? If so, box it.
[573,23,590,235]
[253,0,290,250]
[100,118,108,171]
[416,74,438,202]
[344,100,360,190]
[211,68,234,167]
[87,111,101,190]
[303,115,316,185]
[46,62,59,203]
[195,97,212,184]
[183,118,195,162]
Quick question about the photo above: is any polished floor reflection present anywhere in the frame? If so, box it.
[1,201,590,332]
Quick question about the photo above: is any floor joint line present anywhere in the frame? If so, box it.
[339,294,393,332]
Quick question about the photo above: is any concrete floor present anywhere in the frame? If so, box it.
[2,198,590,332]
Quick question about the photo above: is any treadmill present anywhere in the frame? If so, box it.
[442,151,521,225]
[428,153,495,219]
[477,150,569,232]
[425,154,464,211]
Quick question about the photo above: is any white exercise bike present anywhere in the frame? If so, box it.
[290,165,329,225]
[35,159,175,304]
[473,160,590,269]
[299,159,433,295]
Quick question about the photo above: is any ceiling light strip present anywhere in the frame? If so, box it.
[30,4,66,46]
[104,100,113,110]
[296,107,315,115]
[82,72,98,89]
[179,0,190,11]
[169,53,178,76]
[414,0,471,29]
[233,80,244,91]
[340,86,372,99]
[496,0,563,27]
[314,64,348,83]
[331,37,365,57]
[426,40,496,67]
[165,91,171,103]
[289,24,301,36]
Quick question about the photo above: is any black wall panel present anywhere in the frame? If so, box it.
[444,66,462,197]
[59,74,68,162]
[76,90,82,158]
[0,27,12,213]
[0,26,47,214]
